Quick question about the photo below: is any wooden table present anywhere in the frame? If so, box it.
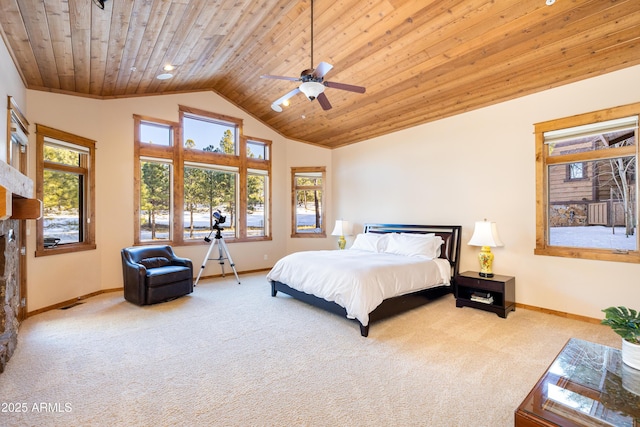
[455,271,515,318]
[515,338,640,426]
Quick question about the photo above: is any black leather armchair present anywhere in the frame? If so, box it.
[121,245,193,305]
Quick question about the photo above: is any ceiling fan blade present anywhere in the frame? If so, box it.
[271,88,301,112]
[317,92,332,111]
[324,81,366,93]
[261,74,300,82]
[312,62,333,79]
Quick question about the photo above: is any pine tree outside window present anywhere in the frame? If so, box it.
[140,159,172,241]
[35,124,96,256]
[291,167,326,237]
[133,106,271,245]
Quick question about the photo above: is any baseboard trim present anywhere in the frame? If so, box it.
[514,302,602,325]
[27,288,123,318]
[26,268,273,318]
[27,272,601,326]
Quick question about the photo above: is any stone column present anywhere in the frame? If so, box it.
[0,219,20,373]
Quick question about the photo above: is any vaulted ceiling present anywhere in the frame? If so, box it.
[1,0,639,148]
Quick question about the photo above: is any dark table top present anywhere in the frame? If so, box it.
[517,338,640,427]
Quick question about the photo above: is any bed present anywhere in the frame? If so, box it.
[267,223,462,337]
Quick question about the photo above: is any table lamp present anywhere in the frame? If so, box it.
[331,220,351,250]
[468,220,503,277]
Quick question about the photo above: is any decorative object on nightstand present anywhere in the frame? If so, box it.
[331,220,352,250]
[468,219,503,277]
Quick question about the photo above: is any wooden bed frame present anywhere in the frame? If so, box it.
[270,223,462,337]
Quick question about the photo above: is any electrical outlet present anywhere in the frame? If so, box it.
[263,254,268,260]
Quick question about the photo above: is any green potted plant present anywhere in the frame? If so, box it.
[601,306,640,370]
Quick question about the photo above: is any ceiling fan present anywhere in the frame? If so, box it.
[260,0,366,112]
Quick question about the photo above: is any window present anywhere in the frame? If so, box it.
[247,169,268,237]
[247,139,268,160]
[140,121,172,146]
[133,106,271,245]
[183,163,236,240]
[535,103,639,263]
[7,96,29,171]
[568,162,585,180]
[291,167,326,237]
[134,116,175,243]
[140,159,172,241]
[246,137,270,238]
[35,124,96,256]
[183,114,236,153]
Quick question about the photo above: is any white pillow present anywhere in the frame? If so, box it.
[349,233,389,252]
[398,232,435,240]
[384,233,443,259]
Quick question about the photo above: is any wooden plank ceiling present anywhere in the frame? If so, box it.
[0,0,639,148]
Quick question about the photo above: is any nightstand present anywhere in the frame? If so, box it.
[455,271,515,318]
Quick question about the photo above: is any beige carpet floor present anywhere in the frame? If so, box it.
[0,272,621,426]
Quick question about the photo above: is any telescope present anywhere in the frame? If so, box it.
[213,209,226,225]
[196,209,240,285]
[206,210,226,242]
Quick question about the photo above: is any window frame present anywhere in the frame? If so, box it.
[7,96,29,171]
[291,166,326,238]
[182,161,238,241]
[134,115,176,245]
[139,157,174,242]
[35,124,96,256]
[244,137,271,238]
[246,168,269,238]
[534,102,640,263]
[133,107,272,246]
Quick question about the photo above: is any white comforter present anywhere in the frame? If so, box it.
[266,249,451,326]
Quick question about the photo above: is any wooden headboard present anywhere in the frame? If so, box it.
[362,223,462,279]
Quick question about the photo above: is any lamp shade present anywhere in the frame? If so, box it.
[299,81,325,100]
[331,220,351,236]
[468,220,503,247]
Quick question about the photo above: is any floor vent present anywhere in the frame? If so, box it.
[60,302,84,310]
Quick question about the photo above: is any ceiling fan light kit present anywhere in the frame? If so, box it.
[261,0,365,112]
[299,81,325,100]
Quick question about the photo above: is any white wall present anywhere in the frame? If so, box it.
[0,36,27,163]
[332,65,640,320]
[6,23,639,318]
[24,90,332,311]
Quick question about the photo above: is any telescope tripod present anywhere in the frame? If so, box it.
[194,227,240,286]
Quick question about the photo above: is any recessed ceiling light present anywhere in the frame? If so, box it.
[163,64,175,71]
[156,73,173,80]
[545,0,555,5]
